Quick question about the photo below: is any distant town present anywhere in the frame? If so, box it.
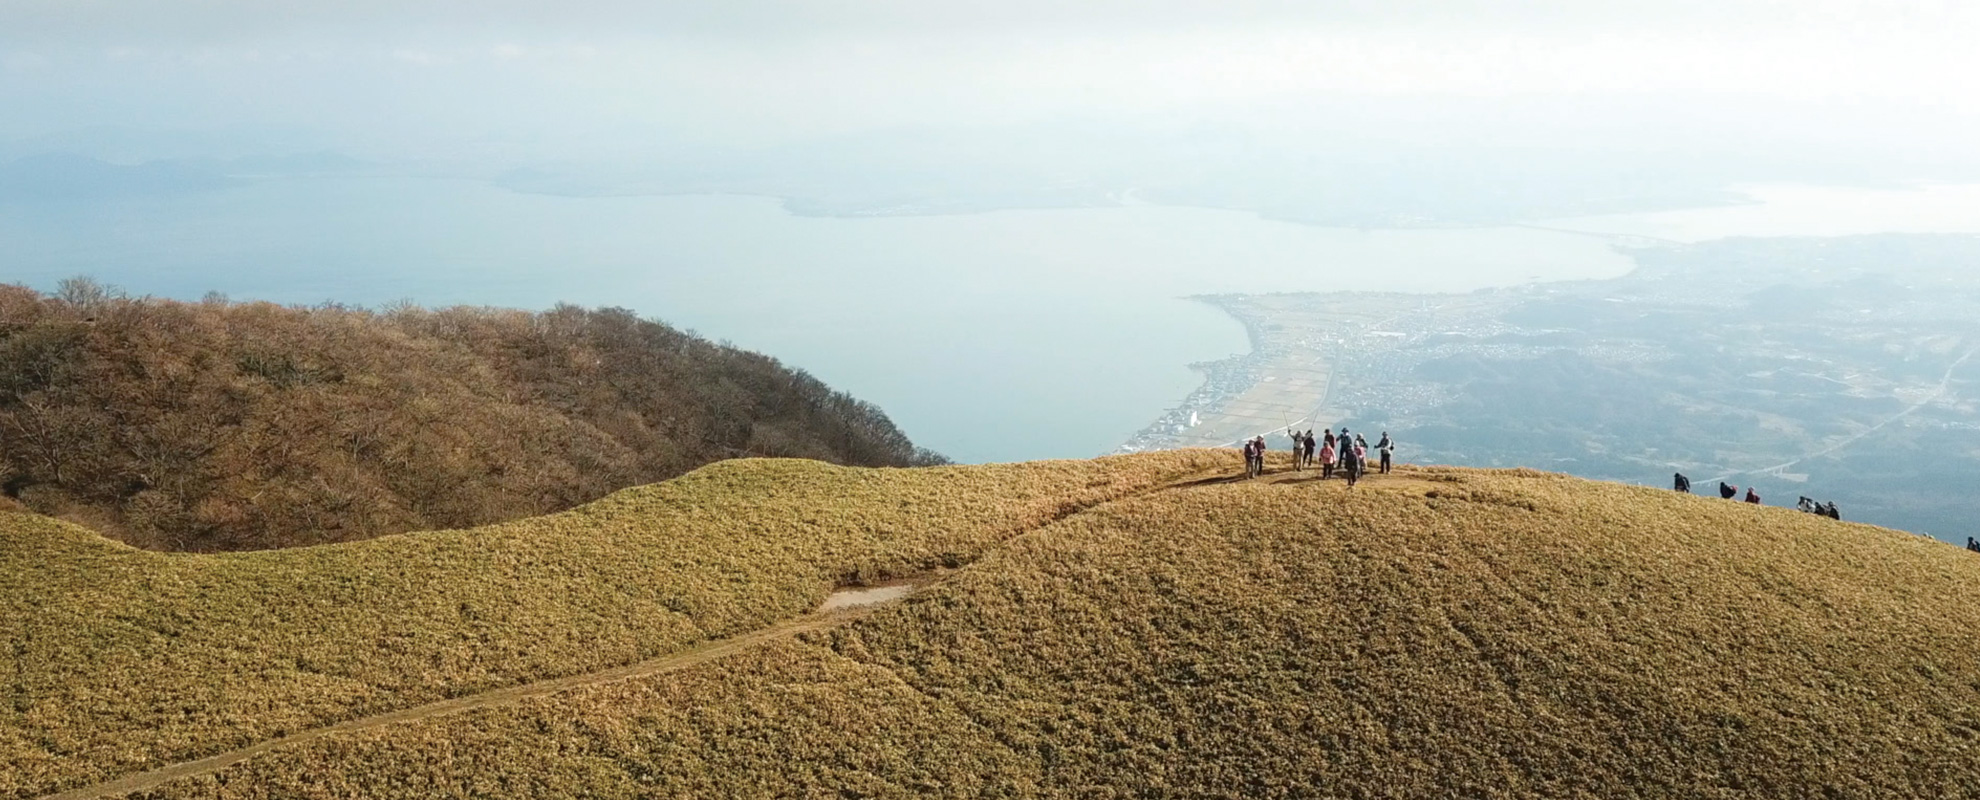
[1123,233,1980,542]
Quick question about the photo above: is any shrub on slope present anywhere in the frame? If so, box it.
[0,452,1225,799]
[133,467,1980,798]
[0,280,943,551]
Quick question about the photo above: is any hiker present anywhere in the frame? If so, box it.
[1968,537,1979,553]
[1673,473,1691,493]
[1720,482,1738,500]
[1797,496,1814,513]
[1353,440,1368,480]
[1319,440,1336,479]
[1287,429,1303,471]
[1254,436,1268,477]
[1303,429,1317,470]
[1241,438,1259,479]
[1827,503,1840,521]
[1745,487,1761,505]
[1336,428,1352,468]
[1377,432,1394,474]
[1343,443,1362,488]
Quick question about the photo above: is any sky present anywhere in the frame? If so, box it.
[4,1,1979,159]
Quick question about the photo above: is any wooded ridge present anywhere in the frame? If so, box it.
[0,279,943,551]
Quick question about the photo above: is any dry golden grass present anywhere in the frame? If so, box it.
[0,452,1226,799]
[103,463,1980,799]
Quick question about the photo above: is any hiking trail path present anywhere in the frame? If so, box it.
[40,583,923,800]
[40,464,1425,800]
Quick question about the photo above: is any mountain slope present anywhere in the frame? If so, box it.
[0,282,944,551]
[7,455,1980,798]
[0,452,1222,799]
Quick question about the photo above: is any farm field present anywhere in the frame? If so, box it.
[8,453,1980,798]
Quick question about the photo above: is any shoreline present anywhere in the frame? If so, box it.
[1114,285,1552,454]
[1114,295,1275,452]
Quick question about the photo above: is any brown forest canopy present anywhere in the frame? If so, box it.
[0,279,945,552]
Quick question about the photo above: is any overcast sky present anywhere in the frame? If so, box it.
[4,1,1978,158]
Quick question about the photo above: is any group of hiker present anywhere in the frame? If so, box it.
[1672,473,1841,520]
[1795,496,1844,520]
[1241,428,1394,487]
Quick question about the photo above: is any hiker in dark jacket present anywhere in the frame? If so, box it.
[1745,487,1762,505]
[1303,430,1317,469]
[1674,473,1691,493]
[1968,537,1979,553]
[1720,482,1738,500]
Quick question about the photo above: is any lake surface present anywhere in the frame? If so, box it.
[7,178,1973,462]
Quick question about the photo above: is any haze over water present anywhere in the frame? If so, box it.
[12,178,1979,462]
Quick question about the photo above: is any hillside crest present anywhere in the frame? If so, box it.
[6,453,1979,798]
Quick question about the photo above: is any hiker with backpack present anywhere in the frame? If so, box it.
[1241,438,1260,479]
[1319,439,1336,479]
[1745,487,1762,505]
[1720,482,1738,500]
[1302,429,1317,470]
[1968,537,1979,554]
[1343,443,1362,488]
[1674,473,1691,493]
[1376,432,1394,474]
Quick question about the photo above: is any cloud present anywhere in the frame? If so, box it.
[3,0,1973,47]
[2,0,1974,155]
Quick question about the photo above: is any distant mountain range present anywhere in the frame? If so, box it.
[0,151,366,202]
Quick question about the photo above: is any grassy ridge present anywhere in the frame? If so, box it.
[120,465,1980,798]
[0,452,1225,799]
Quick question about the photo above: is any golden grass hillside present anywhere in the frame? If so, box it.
[0,451,1226,799]
[90,462,1980,799]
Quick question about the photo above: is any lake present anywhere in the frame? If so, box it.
[7,178,1973,462]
